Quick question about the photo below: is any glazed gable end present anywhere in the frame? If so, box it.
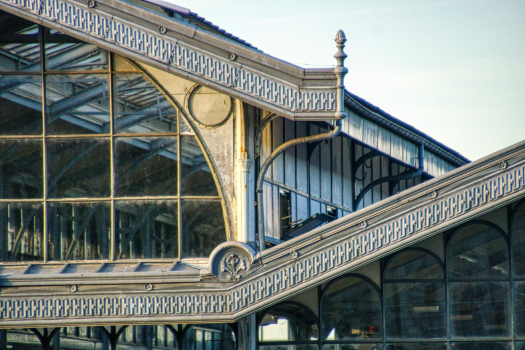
[0,0,338,120]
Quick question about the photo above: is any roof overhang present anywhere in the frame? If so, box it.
[2,139,525,328]
[0,0,339,120]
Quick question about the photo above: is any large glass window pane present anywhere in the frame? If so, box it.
[385,250,444,280]
[181,136,217,196]
[449,342,510,350]
[112,55,139,72]
[49,326,110,349]
[0,139,42,199]
[113,73,177,134]
[448,224,509,278]
[259,303,319,342]
[0,75,42,135]
[0,11,41,72]
[449,281,510,337]
[322,276,381,340]
[516,342,525,350]
[385,282,446,339]
[47,202,110,261]
[385,344,445,350]
[516,281,525,337]
[0,202,43,262]
[116,200,178,259]
[183,324,235,350]
[181,200,225,258]
[512,202,525,277]
[323,345,381,350]
[115,137,177,197]
[0,329,43,349]
[116,325,149,349]
[45,74,110,134]
[45,29,108,71]
[47,138,110,198]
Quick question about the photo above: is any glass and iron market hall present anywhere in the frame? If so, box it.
[0,1,524,349]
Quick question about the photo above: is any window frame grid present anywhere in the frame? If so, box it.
[0,24,223,264]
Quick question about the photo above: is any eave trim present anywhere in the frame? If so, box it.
[0,0,338,119]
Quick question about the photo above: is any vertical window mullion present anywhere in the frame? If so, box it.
[109,52,115,261]
[446,231,450,348]
[177,110,182,259]
[40,24,48,263]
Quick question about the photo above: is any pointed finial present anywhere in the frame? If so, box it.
[334,30,348,119]
[335,30,347,45]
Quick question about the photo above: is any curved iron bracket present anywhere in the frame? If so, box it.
[254,112,278,159]
[353,144,425,211]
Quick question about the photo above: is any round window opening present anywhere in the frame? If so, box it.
[188,85,232,127]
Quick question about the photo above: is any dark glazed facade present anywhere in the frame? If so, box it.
[257,199,525,350]
[0,11,227,263]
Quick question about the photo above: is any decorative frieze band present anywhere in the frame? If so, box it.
[0,0,336,114]
[0,294,232,319]
[1,162,524,324]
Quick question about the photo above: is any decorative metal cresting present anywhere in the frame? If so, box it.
[221,254,247,282]
[256,30,347,252]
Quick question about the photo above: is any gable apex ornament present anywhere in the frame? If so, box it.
[334,30,348,120]
[335,29,347,44]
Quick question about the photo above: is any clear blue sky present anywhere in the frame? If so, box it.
[172,0,525,161]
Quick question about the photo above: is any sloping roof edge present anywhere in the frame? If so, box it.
[0,0,339,120]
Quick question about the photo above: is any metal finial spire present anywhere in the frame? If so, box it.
[334,30,348,119]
